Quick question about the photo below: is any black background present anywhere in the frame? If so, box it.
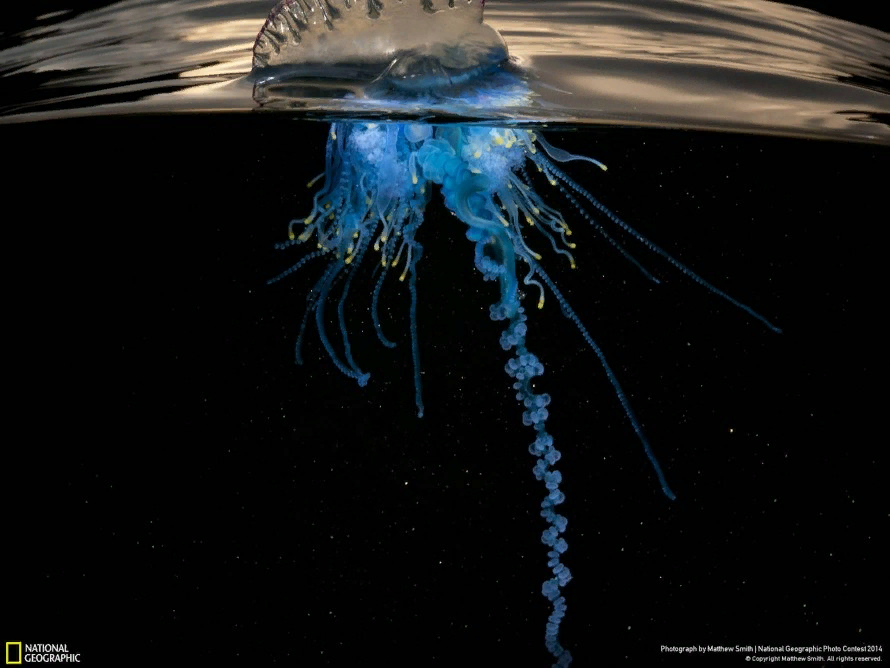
[2,114,885,666]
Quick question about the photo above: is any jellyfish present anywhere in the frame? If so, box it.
[253,2,780,666]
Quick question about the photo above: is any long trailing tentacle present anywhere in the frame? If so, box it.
[336,236,373,379]
[266,249,325,285]
[537,153,782,334]
[313,259,371,387]
[370,261,398,349]
[403,209,426,418]
[545,171,661,284]
[294,260,339,366]
[531,261,677,501]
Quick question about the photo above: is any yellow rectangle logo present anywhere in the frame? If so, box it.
[5,642,22,665]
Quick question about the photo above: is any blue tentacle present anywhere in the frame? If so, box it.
[539,154,782,333]
[370,262,398,349]
[531,262,676,501]
[314,260,371,387]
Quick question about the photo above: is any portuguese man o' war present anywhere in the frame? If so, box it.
[253,2,781,666]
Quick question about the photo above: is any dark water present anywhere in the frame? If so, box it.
[2,2,886,667]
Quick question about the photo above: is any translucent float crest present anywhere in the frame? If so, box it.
[252,0,508,89]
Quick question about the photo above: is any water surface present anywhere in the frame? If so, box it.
[2,0,889,143]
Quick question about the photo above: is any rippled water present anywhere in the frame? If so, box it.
[2,0,890,143]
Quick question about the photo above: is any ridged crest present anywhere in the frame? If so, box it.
[252,0,505,85]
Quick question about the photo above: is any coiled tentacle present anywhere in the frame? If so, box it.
[494,300,573,668]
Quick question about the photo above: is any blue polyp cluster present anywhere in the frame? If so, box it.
[492,302,573,667]
[475,244,507,281]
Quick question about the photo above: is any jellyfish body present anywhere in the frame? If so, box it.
[256,3,780,666]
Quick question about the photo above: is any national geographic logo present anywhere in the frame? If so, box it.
[5,644,21,665]
[5,643,80,664]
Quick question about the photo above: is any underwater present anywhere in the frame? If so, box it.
[2,1,887,666]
